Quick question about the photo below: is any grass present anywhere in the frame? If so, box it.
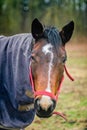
[26,39,87,130]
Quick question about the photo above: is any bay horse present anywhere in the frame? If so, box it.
[0,18,74,130]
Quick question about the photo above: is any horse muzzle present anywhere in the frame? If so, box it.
[34,98,56,118]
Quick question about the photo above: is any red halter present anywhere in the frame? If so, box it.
[29,65,74,121]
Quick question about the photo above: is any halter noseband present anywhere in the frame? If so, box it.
[29,65,74,120]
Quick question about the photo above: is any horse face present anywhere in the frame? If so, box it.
[31,19,74,118]
[31,40,66,117]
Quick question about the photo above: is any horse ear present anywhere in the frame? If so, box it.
[59,21,74,45]
[31,18,44,40]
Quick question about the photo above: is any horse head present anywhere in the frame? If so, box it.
[30,19,74,118]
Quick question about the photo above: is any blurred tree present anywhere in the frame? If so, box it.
[20,0,29,31]
[0,0,87,36]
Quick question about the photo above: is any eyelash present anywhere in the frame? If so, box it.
[31,56,36,62]
[62,57,67,63]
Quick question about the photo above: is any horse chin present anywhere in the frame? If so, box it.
[36,112,52,118]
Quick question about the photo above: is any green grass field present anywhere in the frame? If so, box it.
[26,38,87,130]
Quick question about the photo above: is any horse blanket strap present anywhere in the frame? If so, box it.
[29,65,74,121]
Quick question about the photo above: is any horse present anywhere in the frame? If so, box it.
[0,18,74,130]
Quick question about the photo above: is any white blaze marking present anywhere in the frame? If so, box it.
[39,44,54,111]
[42,44,54,92]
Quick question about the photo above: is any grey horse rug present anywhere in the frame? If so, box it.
[0,34,35,129]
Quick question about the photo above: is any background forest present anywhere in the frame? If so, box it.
[0,0,87,37]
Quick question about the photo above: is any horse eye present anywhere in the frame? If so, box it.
[31,54,39,63]
[31,56,36,62]
[62,57,67,63]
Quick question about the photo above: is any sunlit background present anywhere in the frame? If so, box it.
[0,0,87,130]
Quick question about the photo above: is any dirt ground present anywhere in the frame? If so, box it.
[26,37,87,130]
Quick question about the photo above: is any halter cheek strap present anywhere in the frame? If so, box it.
[29,65,74,98]
[29,65,74,121]
[29,75,64,101]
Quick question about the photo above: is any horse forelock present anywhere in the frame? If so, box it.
[43,27,62,49]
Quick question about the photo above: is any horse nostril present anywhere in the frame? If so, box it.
[34,98,56,118]
[51,99,56,110]
[34,98,40,111]
[50,99,56,112]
